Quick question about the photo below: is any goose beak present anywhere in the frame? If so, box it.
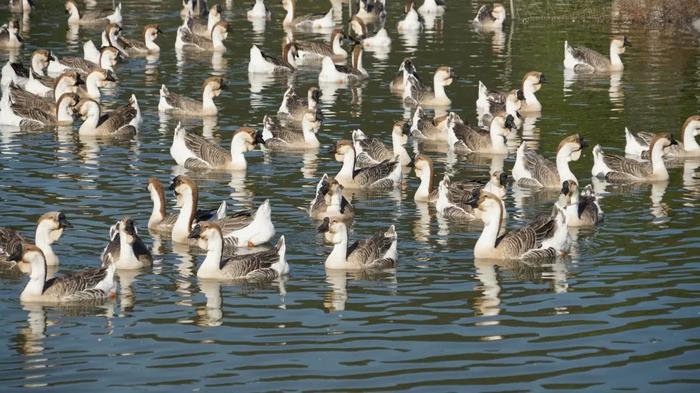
[317,217,330,233]
[579,137,589,149]
[561,181,570,195]
[467,189,481,208]
[499,172,508,185]
[59,215,73,228]
[670,137,679,146]
[105,71,116,82]
[504,115,516,130]
[539,74,546,83]
[517,89,525,101]
[188,225,201,239]
[254,130,266,145]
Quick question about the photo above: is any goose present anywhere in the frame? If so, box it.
[176,19,229,52]
[65,0,122,26]
[333,139,402,189]
[78,69,116,102]
[281,0,335,29]
[446,112,514,154]
[351,122,412,167]
[1,61,29,89]
[169,175,275,247]
[257,111,321,150]
[318,218,397,270]
[564,36,630,73]
[348,16,391,49]
[309,174,355,221]
[0,19,22,48]
[180,0,208,18]
[0,212,72,267]
[2,71,82,122]
[1,92,79,130]
[418,0,446,15]
[189,223,288,281]
[248,43,298,74]
[47,46,120,76]
[625,116,700,158]
[318,45,368,83]
[469,189,570,260]
[77,95,140,137]
[118,24,162,55]
[397,1,423,31]
[435,175,479,221]
[101,218,153,270]
[158,76,225,116]
[355,0,386,24]
[23,69,57,98]
[477,72,544,114]
[14,244,116,303]
[389,58,420,93]
[9,0,33,14]
[513,134,587,188]
[413,154,507,202]
[101,23,129,58]
[559,180,603,227]
[403,67,455,107]
[409,105,449,140]
[170,124,259,171]
[473,3,506,27]
[277,86,323,125]
[247,0,271,19]
[477,87,524,128]
[147,177,227,233]
[187,4,222,38]
[295,29,348,61]
[592,133,677,183]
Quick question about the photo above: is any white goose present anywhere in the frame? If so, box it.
[403,67,455,107]
[101,218,153,270]
[187,4,222,38]
[16,244,116,303]
[473,3,506,27]
[176,19,228,52]
[65,0,122,26]
[78,96,140,137]
[158,76,225,116]
[2,71,81,125]
[78,69,116,102]
[559,180,603,227]
[309,174,355,222]
[477,71,544,114]
[0,212,72,267]
[248,43,298,74]
[318,45,368,83]
[170,124,259,171]
[0,19,22,48]
[435,175,480,221]
[333,139,402,190]
[2,50,50,89]
[564,36,630,73]
[413,155,507,202]
[147,177,227,233]
[418,0,446,15]
[513,134,587,188]
[319,218,397,270]
[169,175,275,247]
[397,1,422,31]
[349,16,391,49]
[281,0,335,29]
[446,112,514,154]
[352,122,412,167]
[355,0,386,24]
[47,46,120,76]
[592,133,677,183]
[0,92,78,130]
[470,190,570,260]
[258,112,321,150]
[476,87,524,128]
[189,222,288,281]
[625,116,700,158]
[119,24,162,55]
[247,0,271,19]
[277,86,322,125]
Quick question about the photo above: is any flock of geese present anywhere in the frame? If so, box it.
[0,1,697,305]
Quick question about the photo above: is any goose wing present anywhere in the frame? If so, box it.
[11,104,56,127]
[496,213,556,258]
[259,48,291,69]
[58,56,98,74]
[42,267,110,300]
[214,209,256,235]
[220,248,278,279]
[182,130,231,168]
[179,26,212,50]
[162,89,202,113]
[602,153,653,179]
[0,228,24,263]
[9,85,54,114]
[569,45,610,70]
[96,105,137,135]
[358,138,392,162]
[346,233,394,268]
[523,149,559,186]
[578,195,601,223]
[120,36,146,51]
[353,159,398,186]
[297,40,333,57]
[355,151,380,168]
[455,123,491,151]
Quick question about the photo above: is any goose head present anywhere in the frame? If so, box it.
[211,21,229,44]
[16,244,46,270]
[611,35,630,55]
[682,115,700,139]
[232,127,258,152]
[37,211,72,243]
[208,4,222,21]
[557,133,588,162]
[522,71,545,92]
[169,175,197,206]
[188,222,222,250]
[434,66,455,87]
[468,189,503,223]
[491,3,507,22]
[413,154,433,179]
[56,92,80,119]
[116,218,138,245]
[392,120,411,145]
[403,0,416,14]
[333,139,354,162]
[144,23,162,42]
[78,99,101,120]
[87,69,116,87]
[649,132,678,155]
[491,170,508,189]
[31,49,51,73]
[202,76,226,97]
[99,46,121,68]
[106,23,122,42]
[490,114,515,138]
[147,177,165,205]
[64,0,79,17]
[283,42,299,67]
[506,89,523,112]
[316,217,347,245]
[307,86,321,109]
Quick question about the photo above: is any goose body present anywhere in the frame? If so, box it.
[170,124,258,171]
[410,106,449,140]
[389,58,420,93]
[0,212,71,267]
[18,245,116,303]
[564,36,629,73]
[319,218,397,270]
[352,122,412,167]
[397,1,422,31]
[65,1,122,26]
[625,116,700,158]
[309,174,355,221]
[355,0,386,23]
[78,69,116,103]
[1,72,81,127]
[78,96,140,137]
[187,4,222,38]
[333,140,402,190]
[258,112,321,150]
[476,84,524,127]
[435,175,480,221]
[176,19,228,52]
[147,177,227,233]
[1,61,29,89]
[470,190,570,260]
[169,176,275,248]
[158,76,225,116]
[277,86,322,125]
[0,92,78,130]
[418,0,446,15]
[295,29,348,61]
[189,223,288,281]
[513,134,587,188]
[403,67,455,107]
[101,218,153,270]
[282,0,335,29]
[349,16,391,49]
[46,47,119,76]
[119,24,162,54]
[247,0,271,19]
[446,113,514,154]
[248,43,298,74]
[478,72,544,114]
[560,181,603,227]
[318,47,368,83]
[473,3,506,27]
[0,19,22,48]
[592,133,676,183]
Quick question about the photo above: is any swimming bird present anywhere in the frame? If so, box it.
[119,24,162,54]
[559,180,603,227]
[592,133,677,183]
[295,29,348,62]
[625,116,700,158]
[477,72,544,114]
[77,95,141,137]
[473,3,506,27]
[101,218,153,270]
[277,86,323,125]
[397,1,423,31]
[0,19,22,48]
[170,124,259,170]
[333,139,402,189]
[351,122,412,167]
[389,58,420,93]
[0,212,72,267]
[247,0,271,19]
[418,0,446,15]
[403,67,455,107]
[257,111,321,150]
[348,16,391,49]
[469,189,570,260]
[413,155,507,202]
[446,113,514,154]
[318,45,368,83]
[78,69,116,102]
[355,0,386,24]
[435,175,481,221]
[281,0,335,29]
[513,134,587,188]
[564,36,630,73]
[176,19,228,52]
[318,218,397,270]
[1,92,79,130]
[477,88,524,128]
[309,174,355,221]
[65,0,122,26]
[47,46,120,76]
[248,43,298,73]
[187,4,222,38]
[158,76,225,116]
[147,177,227,233]
[180,0,209,18]
[188,222,288,281]
[2,71,81,123]
[409,106,449,140]
[169,175,275,247]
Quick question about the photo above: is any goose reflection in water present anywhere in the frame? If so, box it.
[324,269,397,312]
[591,177,669,223]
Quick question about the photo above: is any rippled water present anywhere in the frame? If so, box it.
[1,1,699,391]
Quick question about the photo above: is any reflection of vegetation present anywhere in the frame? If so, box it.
[614,0,700,31]
[513,0,612,22]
